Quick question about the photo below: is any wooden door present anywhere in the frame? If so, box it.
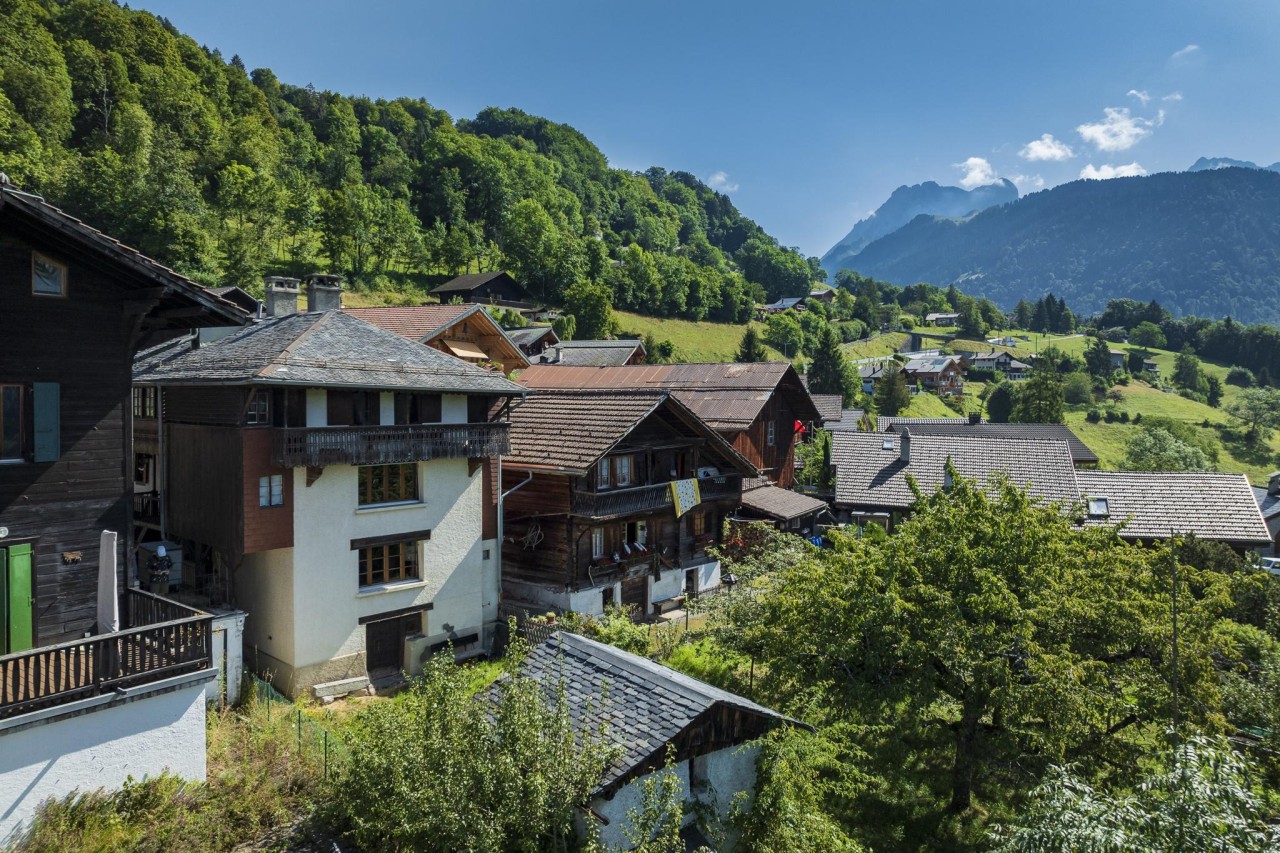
[365,615,413,675]
[1,544,34,654]
[621,575,648,617]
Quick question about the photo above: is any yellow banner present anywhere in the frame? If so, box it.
[669,478,701,518]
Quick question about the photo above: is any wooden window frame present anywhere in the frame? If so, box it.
[132,386,157,419]
[31,251,67,298]
[591,526,605,559]
[614,454,633,487]
[358,463,420,507]
[766,420,776,447]
[259,474,284,508]
[596,460,611,490]
[0,384,26,462]
[246,389,271,426]
[691,511,707,538]
[357,540,420,587]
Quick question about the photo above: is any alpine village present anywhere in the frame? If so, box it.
[3,3,1280,852]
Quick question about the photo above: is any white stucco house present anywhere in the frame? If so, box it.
[132,278,526,697]
[504,632,805,850]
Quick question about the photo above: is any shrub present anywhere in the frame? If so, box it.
[967,367,997,383]
[1226,366,1256,387]
[1086,409,1102,423]
[1063,372,1093,405]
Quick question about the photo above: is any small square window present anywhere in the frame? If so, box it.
[766,420,776,447]
[246,390,271,425]
[1087,497,1109,517]
[259,474,284,507]
[32,252,67,297]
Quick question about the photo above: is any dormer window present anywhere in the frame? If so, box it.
[1087,497,1109,518]
[32,252,67,297]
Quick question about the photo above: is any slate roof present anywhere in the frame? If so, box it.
[540,340,646,367]
[809,394,845,424]
[0,181,246,329]
[508,632,799,796]
[831,431,1080,510]
[925,312,960,322]
[1078,471,1273,547]
[430,270,526,296]
[133,310,526,395]
[517,362,820,431]
[504,390,755,476]
[343,304,472,341]
[506,326,559,349]
[740,482,830,522]
[763,297,805,310]
[826,409,867,432]
[876,416,974,428]
[1256,484,1280,521]
[881,421,1100,465]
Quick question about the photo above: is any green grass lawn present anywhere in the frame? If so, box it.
[903,392,963,418]
[614,311,785,362]
[842,331,909,361]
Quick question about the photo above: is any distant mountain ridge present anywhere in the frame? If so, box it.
[843,168,1280,325]
[1188,156,1280,173]
[820,179,1017,276]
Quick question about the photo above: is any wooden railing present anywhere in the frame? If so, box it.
[0,589,211,720]
[571,474,742,518]
[273,422,510,468]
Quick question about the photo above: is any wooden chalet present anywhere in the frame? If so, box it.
[516,362,820,488]
[506,325,560,358]
[430,270,532,308]
[345,302,530,373]
[501,390,756,618]
[538,339,647,366]
[0,178,244,831]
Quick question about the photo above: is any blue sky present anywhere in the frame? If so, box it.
[136,0,1280,257]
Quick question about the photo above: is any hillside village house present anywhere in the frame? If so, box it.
[538,338,647,366]
[966,350,1031,380]
[505,632,803,850]
[429,270,533,308]
[517,362,820,490]
[501,390,755,617]
[1254,472,1280,557]
[345,300,530,374]
[831,430,1272,550]
[506,325,560,359]
[0,179,247,840]
[133,288,525,698]
[903,355,966,394]
[878,416,1101,467]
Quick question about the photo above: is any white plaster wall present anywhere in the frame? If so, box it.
[441,393,467,424]
[379,392,395,425]
[650,567,685,605]
[208,610,247,706]
[287,456,485,670]
[689,560,721,594]
[502,578,607,616]
[0,681,208,844]
[305,388,327,427]
[237,547,296,672]
[590,743,760,851]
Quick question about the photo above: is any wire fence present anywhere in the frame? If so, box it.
[247,673,348,780]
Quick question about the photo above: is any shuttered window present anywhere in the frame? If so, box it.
[0,385,23,462]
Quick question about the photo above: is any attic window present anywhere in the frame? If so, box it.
[881,438,894,451]
[1087,497,1110,518]
[32,252,67,297]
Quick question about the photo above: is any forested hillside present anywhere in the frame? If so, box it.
[846,168,1280,325]
[0,0,821,320]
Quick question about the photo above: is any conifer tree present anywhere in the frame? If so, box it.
[874,363,911,416]
[735,325,767,363]
[808,325,857,406]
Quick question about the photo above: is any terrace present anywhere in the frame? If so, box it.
[570,474,742,518]
[272,421,510,468]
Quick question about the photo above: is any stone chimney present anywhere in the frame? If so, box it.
[263,276,300,317]
[303,274,344,313]
[899,427,912,464]
[1269,471,1280,497]
[968,413,981,425]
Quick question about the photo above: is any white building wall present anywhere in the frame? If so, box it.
[237,546,296,675]
[305,388,327,427]
[0,675,210,844]
[589,742,761,851]
[285,454,486,680]
[441,393,467,424]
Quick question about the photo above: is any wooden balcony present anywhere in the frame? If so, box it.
[272,422,510,468]
[1,589,211,720]
[571,474,742,519]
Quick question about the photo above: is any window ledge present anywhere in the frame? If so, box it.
[356,579,427,598]
[355,500,424,514]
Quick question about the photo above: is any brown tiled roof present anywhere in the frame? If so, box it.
[1077,471,1272,546]
[505,390,757,476]
[344,304,472,341]
[809,394,844,424]
[832,432,1079,510]
[517,362,820,430]
[740,484,830,521]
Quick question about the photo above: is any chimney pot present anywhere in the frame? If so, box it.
[263,277,300,317]
[303,274,344,313]
[899,427,911,464]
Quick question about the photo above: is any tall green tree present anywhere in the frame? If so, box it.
[1084,335,1114,377]
[1011,365,1065,423]
[984,380,1017,423]
[735,325,767,363]
[808,324,857,406]
[562,278,615,340]
[873,363,911,416]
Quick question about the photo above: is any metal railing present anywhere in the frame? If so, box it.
[272,422,510,468]
[571,474,742,518]
[0,589,211,720]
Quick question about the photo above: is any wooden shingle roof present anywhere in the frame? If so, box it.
[740,483,830,522]
[1078,471,1272,547]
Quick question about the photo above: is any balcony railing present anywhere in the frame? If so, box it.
[571,474,742,518]
[0,589,211,720]
[273,422,510,468]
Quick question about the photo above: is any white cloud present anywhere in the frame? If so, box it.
[1163,91,1184,102]
[1076,107,1159,152]
[1127,89,1151,106]
[1170,44,1201,62]
[1018,133,1074,162]
[955,156,1000,188]
[1010,173,1045,191]
[1079,162,1148,180]
[706,170,738,193]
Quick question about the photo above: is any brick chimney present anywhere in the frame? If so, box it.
[263,276,300,317]
[1269,471,1280,497]
[303,274,344,313]
[900,427,911,463]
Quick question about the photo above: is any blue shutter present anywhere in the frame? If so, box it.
[33,382,60,462]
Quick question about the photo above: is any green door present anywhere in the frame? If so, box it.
[1,544,34,654]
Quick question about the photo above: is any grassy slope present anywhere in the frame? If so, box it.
[614,311,785,362]
[842,332,909,361]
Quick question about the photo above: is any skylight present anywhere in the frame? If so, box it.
[882,438,894,450]
[1087,497,1109,517]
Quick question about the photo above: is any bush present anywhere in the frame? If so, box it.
[901,316,915,330]
[967,367,997,382]
[1063,372,1093,405]
[1227,366,1256,387]
[1086,409,1102,423]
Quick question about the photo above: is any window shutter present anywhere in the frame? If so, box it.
[33,382,60,462]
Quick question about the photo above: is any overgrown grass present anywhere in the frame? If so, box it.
[10,694,332,853]
[903,392,963,419]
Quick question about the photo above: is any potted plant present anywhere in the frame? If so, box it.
[147,545,173,595]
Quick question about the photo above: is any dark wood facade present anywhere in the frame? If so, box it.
[728,391,806,489]
[0,190,243,649]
